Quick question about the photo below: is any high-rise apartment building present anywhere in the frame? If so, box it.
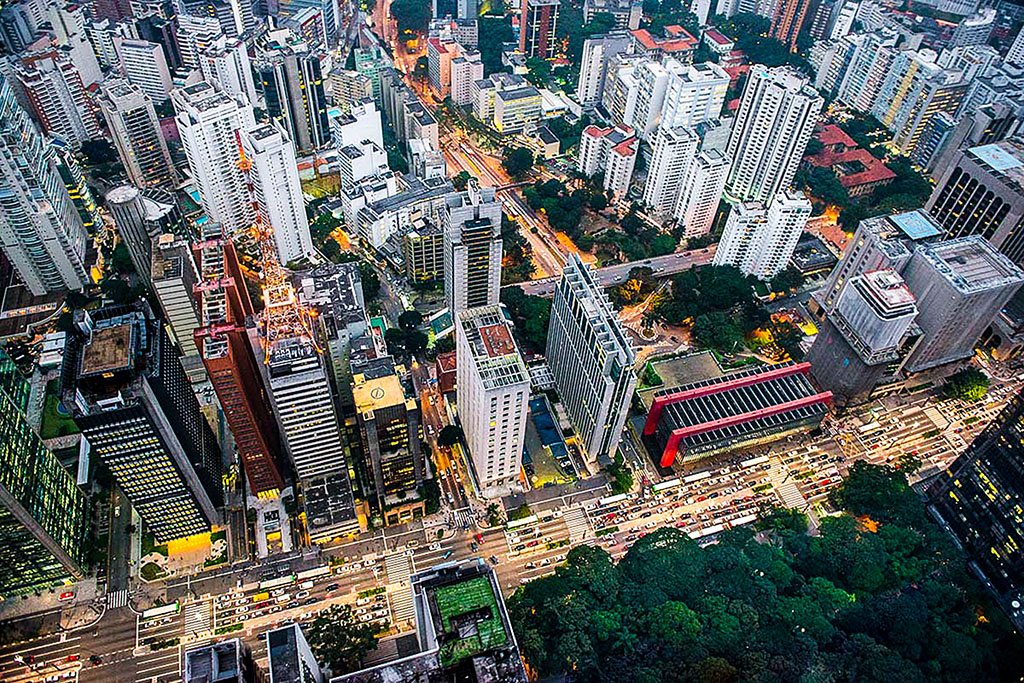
[16,49,99,149]
[443,184,503,316]
[926,139,1024,265]
[577,123,638,199]
[577,32,631,109]
[714,190,812,280]
[173,81,256,236]
[519,0,559,59]
[62,303,224,542]
[546,254,637,466]
[642,126,698,217]
[117,39,174,104]
[770,0,813,49]
[674,149,729,238]
[0,348,88,596]
[450,52,483,106]
[200,36,258,106]
[255,46,330,153]
[0,74,89,296]
[328,69,374,113]
[826,30,899,111]
[240,123,314,266]
[456,305,530,498]
[194,223,285,497]
[627,59,669,139]
[98,79,176,189]
[176,13,224,72]
[725,65,823,204]
[659,60,729,130]
[928,392,1024,629]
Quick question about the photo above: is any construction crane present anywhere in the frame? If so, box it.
[234,130,321,363]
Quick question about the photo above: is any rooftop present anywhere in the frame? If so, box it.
[916,236,1024,294]
[353,372,407,413]
[80,324,134,377]
[479,324,515,358]
[631,25,697,52]
[967,139,1024,193]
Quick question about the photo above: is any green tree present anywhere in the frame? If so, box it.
[437,425,463,447]
[692,312,744,352]
[524,57,552,86]
[486,502,502,526]
[384,328,407,356]
[500,286,551,351]
[358,262,380,300]
[304,604,378,675]
[451,170,472,190]
[942,367,990,402]
[502,147,535,179]
[770,266,804,293]
[390,0,430,35]
[398,309,424,330]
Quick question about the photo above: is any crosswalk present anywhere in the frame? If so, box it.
[563,506,591,543]
[183,599,213,639]
[449,507,475,528]
[383,553,415,624]
[106,589,129,609]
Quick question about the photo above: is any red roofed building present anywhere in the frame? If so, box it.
[436,351,457,394]
[702,28,735,55]
[577,123,638,200]
[630,25,697,61]
[806,124,896,198]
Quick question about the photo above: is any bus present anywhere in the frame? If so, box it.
[297,566,331,581]
[683,471,712,484]
[740,456,769,468]
[259,575,296,591]
[598,493,629,507]
[652,478,681,493]
[252,592,270,603]
[857,420,882,434]
[141,601,180,620]
[506,515,539,530]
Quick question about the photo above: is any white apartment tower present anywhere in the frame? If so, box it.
[0,74,89,295]
[714,190,812,279]
[443,183,503,315]
[674,149,730,238]
[576,123,638,199]
[98,79,176,189]
[725,65,823,204]
[546,254,637,466]
[577,32,631,108]
[16,50,100,149]
[660,60,729,129]
[173,81,255,235]
[240,122,314,265]
[200,36,258,106]
[450,53,483,106]
[116,39,174,103]
[456,305,531,498]
[628,59,669,138]
[642,126,698,217]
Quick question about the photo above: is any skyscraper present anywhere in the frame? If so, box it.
[16,49,99,149]
[659,60,729,130]
[173,81,256,236]
[929,392,1024,629]
[770,0,813,50]
[0,74,89,296]
[98,79,177,189]
[194,223,285,497]
[106,185,185,286]
[255,46,330,153]
[674,149,729,238]
[714,190,812,280]
[519,0,559,59]
[546,254,637,467]
[443,183,503,316]
[62,303,224,542]
[577,32,631,109]
[0,347,88,596]
[725,65,823,204]
[151,234,203,371]
[116,39,174,104]
[50,138,101,233]
[577,123,638,200]
[240,123,314,266]
[641,126,698,217]
[200,35,259,106]
[456,305,530,498]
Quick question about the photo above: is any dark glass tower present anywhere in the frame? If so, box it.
[0,348,88,596]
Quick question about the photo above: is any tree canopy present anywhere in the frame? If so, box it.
[438,425,463,448]
[653,264,754,326]
[502,147,535,179]
[509,463,1024,682]
[390,0,430,35]
[304,604,379,675]
[500,286,551,352]
[942,367,991,402]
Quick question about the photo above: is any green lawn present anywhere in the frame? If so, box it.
[39,381,78,439]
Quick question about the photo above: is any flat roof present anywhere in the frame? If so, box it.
[352,372,406,412]
[890,210,942,240]
[479,323,515,358]
[81,324,134,377]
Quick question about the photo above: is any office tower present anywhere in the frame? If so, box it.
[354,45,388,106]
[443,183,502,315]
[174,81,256,236]
[546,254,637,466]
[674,149,729,238]
[577,123,638,199]
[928,393,1024,628]
[900,237,1024,373]
[328,69,373,113]
[1008,24,1024,65]
[106,185,184,284]
[176,13,224,72]
[457,0,476,18]
[926,139,1024,265]
[266,624,324,683]
[659,60,729,130]
[98,80,176,189]
[62,303,224,542]
[456,305,530,498]
[194,223,285,496]
[493,85,542,134]
[117,39,174,104]
[48,3,102,87]
[519,0,559,59]
[94,0,133,21]
[0,347,88,596]
[829,30,899,110]
[871,52,966,157]
[950,8,995,47]
[352,359,425,519]
[928,102,1020,180]
[715,190,811,280]
[136,12,183,72]
[577,32,631,108]
[627,59,669,139]
[50,138,101,233]
[255,46,330,153]
[642,126,698,217]
[726,65,822,204]
[404,221,445,283]
[0,75,89,296]
[200,36,258,106]
[807,269,918,405]
[240,123,314,266]
[184,639,259,683]
[771,0,813,49]
[16,49,99,149]
[450,53,483,106]
[151,234,203,367]
[181,0,240,36]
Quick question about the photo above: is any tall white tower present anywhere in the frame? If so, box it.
[200,35,258,106]
[240,122,314,266]
[674,149,730,238]
[98,79,176,189]
[714,190,812,280]
[642,126,698,217]
[443,183,503,316]
[725,65,823,204]
[173,81,255,235]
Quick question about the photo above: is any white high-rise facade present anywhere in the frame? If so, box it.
[200,36,258,106]
[0,74,89,295]
[714,190,811,279]
[577,32,630,108]
[98,79,176,189]
[16,50,100,149]
[443,183,503,316]
[450,53,483,106]
[240,122,314,265]
[1008,25,1024,65]
[674,149,730,238]
[456,305,530,498]
[577,123,638,199]
[642,126,698,216]
[725,65,823,204]
[628,59,669,138]
[116,39,174,103]
[173,81,255,235]
[546,254,637,467]
[660,60,729,129]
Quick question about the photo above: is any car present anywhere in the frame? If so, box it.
[489,555,499,565]
[65,655,79,662]
[325,583,339,591]
[303,597,318,605]
[89,655,102,665]
[58,591,75,601]
[296,590,310,599]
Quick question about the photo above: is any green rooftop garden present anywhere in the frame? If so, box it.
[434,576,508,667]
